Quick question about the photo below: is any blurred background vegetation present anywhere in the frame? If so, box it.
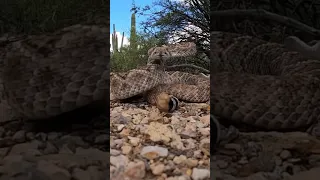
[111,0,210,72]
[0,0,108,35]
[211,0,320,44]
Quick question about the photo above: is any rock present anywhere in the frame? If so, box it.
[216,160,229,169]
[87,166,105,180]
[150,163,165,175]
[140,146,168,160]
[173,155,187,165]
[36,160,71,180]
[94,134,109,144]
[191,168,210,180]
[110,149,121,156]
[280,150,292,160]
[124,161,146,179]
[12,130,26,143]
[121,145,132,154]
[128,136,140,146]
[43,142,58,155]
[47,132,60,141]
[9,141,42,156]
[110,155,129,168]
[72,168,91,180]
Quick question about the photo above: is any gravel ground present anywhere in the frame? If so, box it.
[110,100,210,180]
[0,101,108,180]
[213,123,320,180]
[4,95,320,180]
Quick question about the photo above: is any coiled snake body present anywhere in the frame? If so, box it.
[110,42,210,109]
[1,24,109,120]
[211,32,320,135]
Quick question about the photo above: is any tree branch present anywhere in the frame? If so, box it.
[163,1,208,32]
[211,9,320,37]
[190,0,210,24]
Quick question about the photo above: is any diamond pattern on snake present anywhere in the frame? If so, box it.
[210,31,320,141]
[110,42,210,112]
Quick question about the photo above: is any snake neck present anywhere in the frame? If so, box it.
[146,61,166,71]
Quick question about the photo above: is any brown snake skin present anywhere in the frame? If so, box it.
[110,42,210,106]
[1,24,109,120]
[211,31,320,133]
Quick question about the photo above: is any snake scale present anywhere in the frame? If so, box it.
[0,24,109,120]
[110,42,210,110]
[211,31,320,136]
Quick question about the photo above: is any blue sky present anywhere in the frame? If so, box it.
[110,0,153,37]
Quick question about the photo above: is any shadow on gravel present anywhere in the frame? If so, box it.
[0,100,110,147]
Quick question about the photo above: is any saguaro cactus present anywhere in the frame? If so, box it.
[121,32,124,49]
[112,24,118,53]
[111,24,125,53]
[130,1,137,50]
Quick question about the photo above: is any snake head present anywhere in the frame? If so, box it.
[155,92,179,113]
[147,42,197,67]
[147,46,171,66]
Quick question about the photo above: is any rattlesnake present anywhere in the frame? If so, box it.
[211,31,320,136]
[0,24,109,120]
[110,42,210,111]
[0,24,209,121]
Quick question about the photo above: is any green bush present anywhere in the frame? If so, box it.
[110,34,159,72]
[110,46,148,72]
